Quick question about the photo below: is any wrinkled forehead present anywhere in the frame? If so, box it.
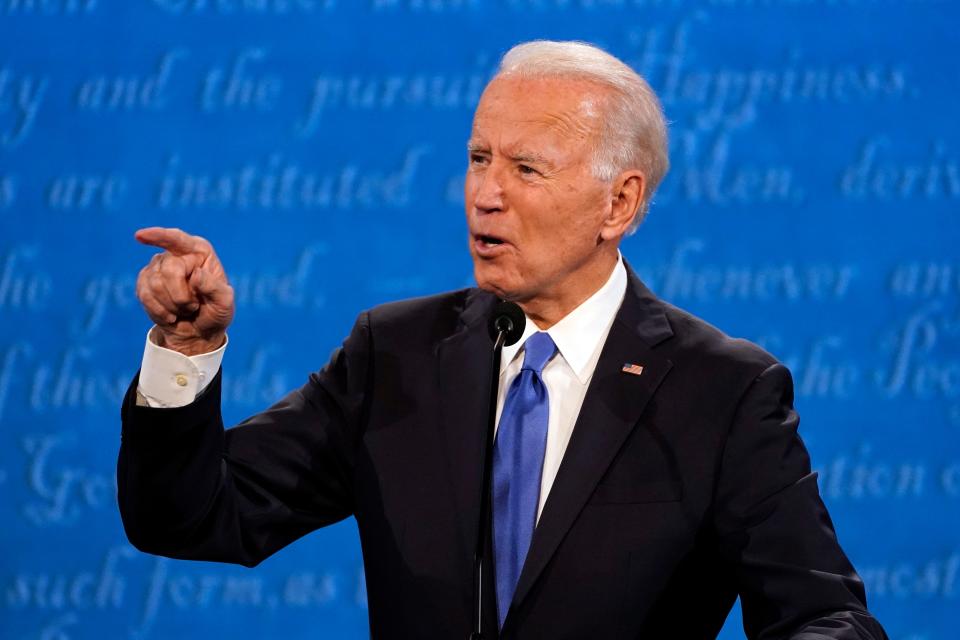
[470,75,607,149]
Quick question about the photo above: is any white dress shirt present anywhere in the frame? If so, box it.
[495,256,627,520]
[137,256,628,521]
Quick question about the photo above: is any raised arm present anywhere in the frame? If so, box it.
[119,228,367,567]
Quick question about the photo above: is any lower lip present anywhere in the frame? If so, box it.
[473,237,511,257]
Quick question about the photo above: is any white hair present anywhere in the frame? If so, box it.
[496,40,669,231]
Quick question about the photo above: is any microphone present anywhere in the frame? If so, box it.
[488,300,526,347]
[472,301,525,639]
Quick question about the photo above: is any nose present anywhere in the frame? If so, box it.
[470,162,505,214]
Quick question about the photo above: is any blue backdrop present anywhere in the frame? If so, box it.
[1,1,958,638]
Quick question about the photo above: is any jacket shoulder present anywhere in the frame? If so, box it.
[660,300,780,380]
[364,287,493,348]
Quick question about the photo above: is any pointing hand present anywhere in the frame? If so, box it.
[134,227,235,355]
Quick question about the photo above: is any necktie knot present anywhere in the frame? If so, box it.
[521,332,556,375]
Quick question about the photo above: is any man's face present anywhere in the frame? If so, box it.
[465,75,614,304]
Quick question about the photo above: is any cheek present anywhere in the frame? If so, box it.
[564,189,609,238]
[536,209,603,266]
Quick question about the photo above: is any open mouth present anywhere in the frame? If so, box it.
[477,235,504,247]
[472,232,510,256]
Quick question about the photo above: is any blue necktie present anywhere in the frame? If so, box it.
[492,331,556,628]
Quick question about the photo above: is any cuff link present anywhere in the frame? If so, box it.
[175,374,189,387]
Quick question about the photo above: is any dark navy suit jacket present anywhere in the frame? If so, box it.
[118,267,888,639]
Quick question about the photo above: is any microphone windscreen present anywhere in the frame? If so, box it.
[489,300,525,346]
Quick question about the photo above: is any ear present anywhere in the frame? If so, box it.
[600,170,645,241]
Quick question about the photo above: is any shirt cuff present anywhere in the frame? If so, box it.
[137,327,228,408]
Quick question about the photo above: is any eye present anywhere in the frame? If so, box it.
[469,152,489,166]
[518,164,538,176]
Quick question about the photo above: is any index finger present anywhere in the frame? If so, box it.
[135,227,210,257]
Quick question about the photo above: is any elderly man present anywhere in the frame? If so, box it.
[119,41,887,639]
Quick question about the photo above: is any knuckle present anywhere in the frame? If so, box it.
[148,272,165,290]
[170,288,192,305]
[159,256,183,277]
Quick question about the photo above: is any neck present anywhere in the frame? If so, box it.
[518,249,619,330]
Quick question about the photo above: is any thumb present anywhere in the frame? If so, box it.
[189,267,229,302]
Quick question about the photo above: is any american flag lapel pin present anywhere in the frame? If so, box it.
[622,363,644,376]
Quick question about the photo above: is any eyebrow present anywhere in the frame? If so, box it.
[510,150,552,166]
[467,141,555,168]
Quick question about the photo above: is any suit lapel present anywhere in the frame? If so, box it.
[435,289,498,570]
[508,268,675,617]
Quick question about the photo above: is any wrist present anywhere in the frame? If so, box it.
[151,328,226,356]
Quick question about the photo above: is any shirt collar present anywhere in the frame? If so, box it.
[500,254,628,385]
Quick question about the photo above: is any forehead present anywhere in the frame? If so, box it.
[470,75,606,152]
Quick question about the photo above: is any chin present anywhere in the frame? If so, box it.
[473,263,521,300]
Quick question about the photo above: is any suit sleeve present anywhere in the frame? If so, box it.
[117,311,371,567]
[713,363,888,640]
